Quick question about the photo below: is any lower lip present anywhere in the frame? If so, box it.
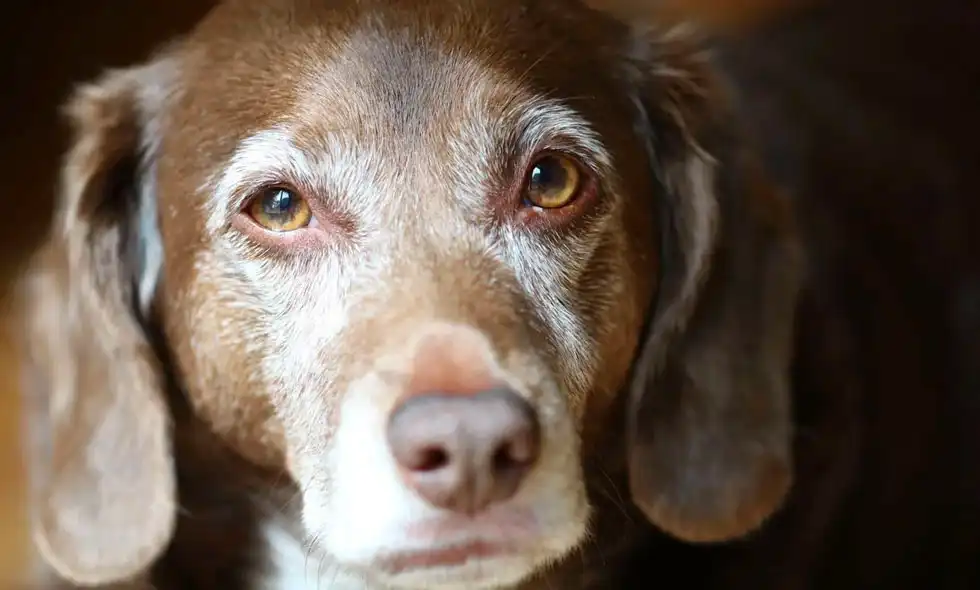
[378,541,511,573]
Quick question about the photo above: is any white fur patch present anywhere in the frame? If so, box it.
[301,370,587,590]
[258,516,368,590]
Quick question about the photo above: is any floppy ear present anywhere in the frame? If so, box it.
[619,24,803,543]
[19,56,178,586]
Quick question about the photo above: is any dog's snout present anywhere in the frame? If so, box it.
[386,388,541,514]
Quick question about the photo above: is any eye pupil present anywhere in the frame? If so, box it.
[263,188,295,216]
[529,158,565,192]
[247,186,313,232]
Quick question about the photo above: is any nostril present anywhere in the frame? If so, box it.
[492,444,521,476]
[415,446,450,472]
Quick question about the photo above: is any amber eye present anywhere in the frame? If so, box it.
[523,154,582,209]
[247,187,312,232]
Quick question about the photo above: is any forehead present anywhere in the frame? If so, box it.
[284,27,606,178]
[164,0,637,180]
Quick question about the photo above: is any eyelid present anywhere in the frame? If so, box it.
[517,146,595,192]
[518,133,611,181]
[236,178,302,211]
[246,185,299,211]
[209,173,284,232]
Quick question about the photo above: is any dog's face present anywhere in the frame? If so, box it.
[164,1,658,584]
[23,0,802,589]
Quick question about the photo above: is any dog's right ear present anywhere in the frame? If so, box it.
[19,55,179,586]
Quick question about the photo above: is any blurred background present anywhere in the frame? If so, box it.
[1,0,977,587]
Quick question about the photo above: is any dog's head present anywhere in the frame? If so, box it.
[22,0,801,588]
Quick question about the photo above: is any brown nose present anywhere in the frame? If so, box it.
[386,388,541,514]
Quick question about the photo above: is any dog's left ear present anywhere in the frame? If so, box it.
[607,18,804,543]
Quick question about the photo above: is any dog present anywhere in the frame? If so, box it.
[21,0,975,588]
[18,0,801,586]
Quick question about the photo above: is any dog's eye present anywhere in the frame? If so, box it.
[523,155,581,209]
[247,187,312,232]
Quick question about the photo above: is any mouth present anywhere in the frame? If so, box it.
[376,540,517,574]
[353,508,553,588]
